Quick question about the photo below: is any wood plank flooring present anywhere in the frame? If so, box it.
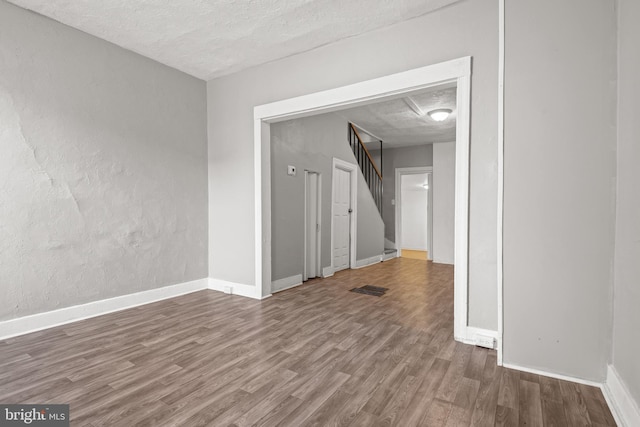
[0,258,616,426]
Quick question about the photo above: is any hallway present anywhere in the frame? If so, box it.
[0,259,614,425]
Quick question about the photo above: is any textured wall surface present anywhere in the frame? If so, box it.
[504,0,617,381]
[612,0,640,406]
[207,0,498,330]
[271,113,384,281]
[0,1,208,320]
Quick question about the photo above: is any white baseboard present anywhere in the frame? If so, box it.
[353,255,383,269]
[432,257,454,265]
[458,326,499,349]
[603,365,640,427]
[322,266,334,278]
[0,278,209,340]
[208,278,268,300]
[382,251,397,261]
[271,274,303,293]
[501,362,603,388]
[499,361,640,426]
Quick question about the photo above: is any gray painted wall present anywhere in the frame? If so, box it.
[432,142,455,265]
[207,0,498,330]
[0,1,208,321]
[372,145,433,244]
[612,0,640,406]
[270,113,384,281]
[504,0,617,381]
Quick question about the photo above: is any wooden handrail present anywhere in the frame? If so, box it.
[349,123,382,179]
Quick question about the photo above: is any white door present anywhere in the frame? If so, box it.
[304,172,320,281]
[332,167,351,272]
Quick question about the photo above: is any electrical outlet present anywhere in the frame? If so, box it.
[287,165,296,176]
[475,335,495,349]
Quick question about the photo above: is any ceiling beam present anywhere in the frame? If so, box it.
[403,96,425,116]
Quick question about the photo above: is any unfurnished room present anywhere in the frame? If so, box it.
[1,0,639,426]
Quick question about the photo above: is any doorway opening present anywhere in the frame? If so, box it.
[303,170,322,281]
[396,168,433,261]
[255,57,473,346]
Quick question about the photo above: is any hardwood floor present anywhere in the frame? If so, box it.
[0,258,615,426]
[401,249,428,261]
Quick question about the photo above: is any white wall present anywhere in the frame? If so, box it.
[372,145,433,243]
[612,0,640,408]
[503,0,617,381]
[400,175,428,251]
[207,0,498,330]
[270,113,384,281]
[0,1,208,321]
[432,142,455,265]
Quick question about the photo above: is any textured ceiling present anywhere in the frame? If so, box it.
[8,0,462,80]
[339,86,457,148]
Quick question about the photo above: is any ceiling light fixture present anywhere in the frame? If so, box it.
[428,108,452,122]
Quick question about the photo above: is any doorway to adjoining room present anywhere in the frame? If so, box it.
[400,172,431,261]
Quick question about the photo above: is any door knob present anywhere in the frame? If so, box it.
[348,208,353,213]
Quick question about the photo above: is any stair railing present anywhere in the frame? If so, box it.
[348,123,383,216]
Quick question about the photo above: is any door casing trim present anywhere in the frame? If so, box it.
[254,56,479,348]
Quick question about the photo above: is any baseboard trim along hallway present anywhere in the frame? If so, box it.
[353,254,383,269]
[502,363,604,389]
[0,276,277,340]
[1,276,280,340]
[0,278,209,340]
[322,266,335,277]
[271,274,303,293]
[208,278,267,300]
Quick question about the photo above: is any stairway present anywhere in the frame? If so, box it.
[347,123,383,216]
[383,248,398,261]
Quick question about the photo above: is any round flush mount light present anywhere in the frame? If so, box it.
[428,108,452,122]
